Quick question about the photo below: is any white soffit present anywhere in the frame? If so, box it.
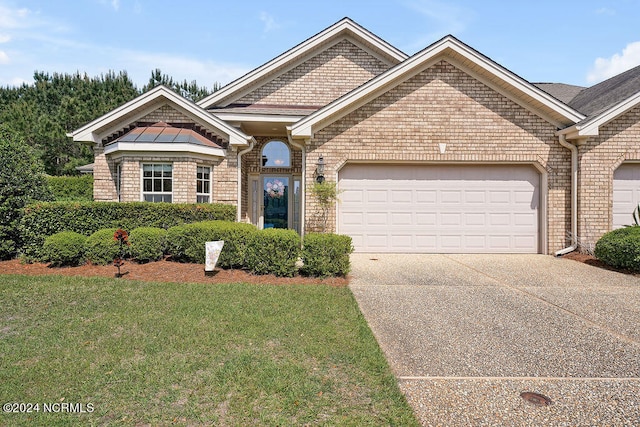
[68,85,250,147]
[291,36,585,138]
[197,18,408,109]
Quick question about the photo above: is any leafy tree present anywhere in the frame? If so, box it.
[0,126,52,259]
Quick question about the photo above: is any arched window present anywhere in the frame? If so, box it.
[261,140,290,167]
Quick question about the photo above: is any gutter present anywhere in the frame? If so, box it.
[236,138,256,222]
[287,129,305,237]
[555,133,578,256]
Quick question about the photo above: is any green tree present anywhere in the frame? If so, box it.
[142,68,219,102]
[0,126,52,259]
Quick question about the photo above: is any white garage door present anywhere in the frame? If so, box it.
[613,163,640,229]
[338,164,540,253]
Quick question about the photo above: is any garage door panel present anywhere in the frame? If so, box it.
[416,190,437,203]
[338,164,540,253]
[613,164,640,229]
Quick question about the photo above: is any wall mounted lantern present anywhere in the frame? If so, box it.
[316,155,325,183]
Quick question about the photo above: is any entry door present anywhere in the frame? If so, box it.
[263,176,289,229]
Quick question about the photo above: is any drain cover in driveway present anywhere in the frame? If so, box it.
[520,392,552,406]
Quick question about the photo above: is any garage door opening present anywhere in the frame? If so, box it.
[338,163,541,253]
[613,163,640,229]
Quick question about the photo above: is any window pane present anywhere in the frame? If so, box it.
[262,141,290,167]
[203,180,210,193]
[163,195,172,203]
[164,179,172,192]
[143,179,152,192]
[197,181,203,193]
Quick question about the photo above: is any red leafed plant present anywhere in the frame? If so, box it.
[113,228,130,278]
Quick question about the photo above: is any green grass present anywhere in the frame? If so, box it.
[0,275,418,426]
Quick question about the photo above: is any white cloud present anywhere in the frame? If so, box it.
[0,6,32,30]
[259,11,280,33]
[403,0,473,52]
[0,50,9,64]
[109,49,250,88]
[0,34,10,43]
[587,41,640,83]
[596,7,615,16]
[111,0,120,11]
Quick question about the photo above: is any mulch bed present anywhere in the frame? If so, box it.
[561,251,639,276]
[0,258,349,286]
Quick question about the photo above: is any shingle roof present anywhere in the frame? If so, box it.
[210,103,320,116]
[533,83,586,104]
[568,64,640,117]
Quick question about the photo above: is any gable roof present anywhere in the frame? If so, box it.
[197,17,408,109]
[291,35,585,139]
[568,64,640,117]
[69,85,251,147]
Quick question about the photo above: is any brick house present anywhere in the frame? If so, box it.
[70,18,640,254]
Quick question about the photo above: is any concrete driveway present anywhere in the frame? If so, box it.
[349,254,640,426]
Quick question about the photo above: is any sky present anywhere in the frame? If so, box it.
[1,0,640,90]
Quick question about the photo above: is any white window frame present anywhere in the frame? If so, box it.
[141,163,173,203]
[196,165,212,203]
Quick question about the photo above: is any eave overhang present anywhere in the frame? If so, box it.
[104,142,226,160]
[558,91,640,140]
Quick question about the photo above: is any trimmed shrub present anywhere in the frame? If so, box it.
[301,233,354,277]
[129,227,167,263]
[46,175,93,201]
[594,226,640,271]
[166,221,256,268]
[41,231,87,267]
[19,201,236,260]
[85,228,122,265]
[245,229,301,277]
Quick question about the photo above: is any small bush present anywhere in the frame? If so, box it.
[301,233,354,277]
[245,229,301,277]
[46,175,93,201]
[594,227,640,271]
[129,227,167,263]
[19,201,236,260]
[166,221,256,267]
[41,231,87,267]
[86,228,122,265]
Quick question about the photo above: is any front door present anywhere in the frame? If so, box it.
[263,176,289,229]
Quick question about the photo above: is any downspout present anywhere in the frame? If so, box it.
[287,129,305,237]
[236,138,255,222]
[555,133,578,256]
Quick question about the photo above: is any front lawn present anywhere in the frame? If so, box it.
[0,275,418,426]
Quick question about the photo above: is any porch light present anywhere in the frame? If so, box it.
[316,155,325,183]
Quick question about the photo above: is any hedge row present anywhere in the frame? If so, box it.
[39,220,353,277]
[46,175,93,201]
[19,201,236,260]
[594,226,640,271]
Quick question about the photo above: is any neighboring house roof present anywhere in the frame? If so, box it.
[533,83,586,104]
[197,17,408,109]
[568,64,640,117]
[68,85,252,147]
[291,35,586,139]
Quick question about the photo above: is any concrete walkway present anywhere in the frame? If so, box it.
[349,254,640,426]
